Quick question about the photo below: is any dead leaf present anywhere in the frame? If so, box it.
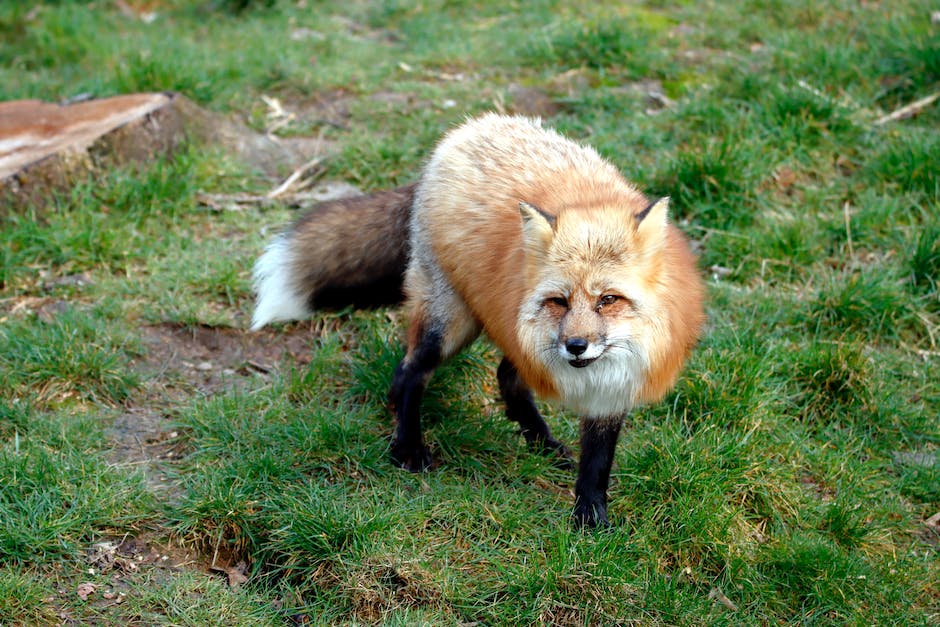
[773,166,797,191]
[76,582,97,601]
[227,561,249,588]
[211,560,250,589]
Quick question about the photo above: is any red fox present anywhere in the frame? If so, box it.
[252,114,705,527]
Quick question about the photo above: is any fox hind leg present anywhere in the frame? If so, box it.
[388,321,441,472]
[388,263,480,472]
[497,357,573,468]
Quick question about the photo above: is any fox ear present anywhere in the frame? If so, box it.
[519,201,555,254]
[636,196,669,243]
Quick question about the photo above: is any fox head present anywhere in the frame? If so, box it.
[516,195,675,416]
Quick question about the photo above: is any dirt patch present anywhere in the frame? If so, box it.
[46,534,202,624]
[108,322,322,488]
[107,321,322,491]
[87,534,200,576]
[135,322,315,396]
[347,563,442,624]
[105,408,185,495]
[800,473,836,503]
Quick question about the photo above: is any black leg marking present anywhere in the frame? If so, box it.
[387,327,442,472]
[496,357,573,468]
[573,417,623,529]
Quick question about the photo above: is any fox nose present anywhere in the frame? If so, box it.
[565,337,589,356]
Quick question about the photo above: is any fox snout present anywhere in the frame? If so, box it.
[559,334,605,367]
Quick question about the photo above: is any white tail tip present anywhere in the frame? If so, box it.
[250,235,310,330]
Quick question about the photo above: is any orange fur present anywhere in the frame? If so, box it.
[635,225,705,403]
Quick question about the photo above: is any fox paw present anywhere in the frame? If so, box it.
[390,440,432,472]
[572,502,611,530]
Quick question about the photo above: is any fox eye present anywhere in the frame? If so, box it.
[546,296,569,309]
[598,294,620,307]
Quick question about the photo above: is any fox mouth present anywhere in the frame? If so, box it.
[568,357,598,368]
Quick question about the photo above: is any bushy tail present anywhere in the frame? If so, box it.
[251,184,416,330]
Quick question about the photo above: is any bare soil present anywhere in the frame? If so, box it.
[111,322,319,486]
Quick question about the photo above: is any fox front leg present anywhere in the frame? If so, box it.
[573,416,623,528]
[497,357,573,468]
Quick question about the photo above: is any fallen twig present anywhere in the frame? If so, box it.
[246,360,272,374]
[708,587,739,612]
[260,94,295,135]
[197,188,345,211]
[843,201,854,258]
[874,92,940,125]
[266,156,324,199]
[197,154,338,211]
[196,192,276,211]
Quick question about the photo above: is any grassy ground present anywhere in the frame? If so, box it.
[2,0,939,624]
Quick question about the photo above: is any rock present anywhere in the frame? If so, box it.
[0,93,184,211]
[0,92,331,213]
[175,95,332,177]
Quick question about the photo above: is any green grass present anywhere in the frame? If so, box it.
[0,412,153,565]
[1,0,938,624]
[0,307,140,407]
